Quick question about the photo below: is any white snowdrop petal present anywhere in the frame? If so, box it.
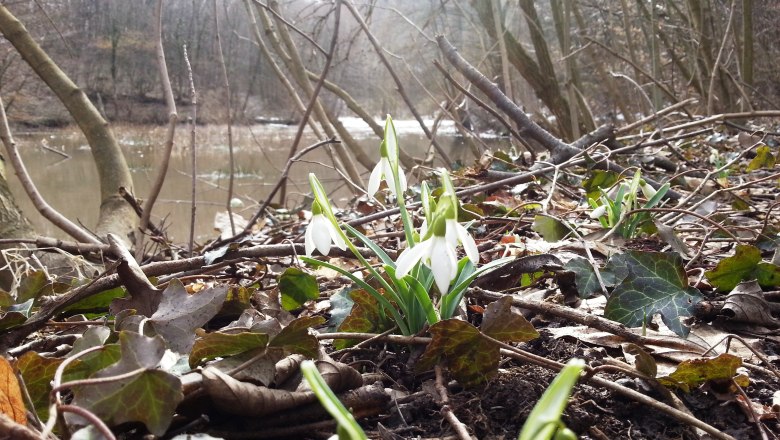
[304,222,316,256]
[589,205,607,219]
[429,237,456,293]
[311,216,332,255]
[367,163,383,198]
[457,223,480,264]
[326,222,347,250]
[397,167,407,192]
[395,240,431,277]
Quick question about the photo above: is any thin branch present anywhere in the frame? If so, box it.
[251,0,327,56]
[707,0,737,114]
[183,44,197,257]
[278,0,342,206]
[0,94,100,244]
[138,0,178,247]
[344,0,453,167]
[213,0,237,236]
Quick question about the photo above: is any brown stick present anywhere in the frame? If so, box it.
[138,0,178,243]
[0,95,100,245]
[435,35,679,198]
[344,1,453,167]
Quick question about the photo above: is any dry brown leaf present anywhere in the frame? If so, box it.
[0,357,26,425]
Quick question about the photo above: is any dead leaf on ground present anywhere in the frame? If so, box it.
[0,357,26,425]
[150,279,229,353]
[202,359,362,416]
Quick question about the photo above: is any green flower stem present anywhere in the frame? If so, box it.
[301,361,367,440]
[301,257,409,335]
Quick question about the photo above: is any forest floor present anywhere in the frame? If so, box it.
[2,117,780,440]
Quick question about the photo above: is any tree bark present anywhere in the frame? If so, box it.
[0,5,136,241]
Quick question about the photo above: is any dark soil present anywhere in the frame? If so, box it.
[342,331,779,440]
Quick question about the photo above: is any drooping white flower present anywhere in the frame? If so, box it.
[395,230,458,294]
[367,116,407,199]
[638,179,657,200]
[589,204,608,219]
[304,201,347,256]
[367,155,407,199]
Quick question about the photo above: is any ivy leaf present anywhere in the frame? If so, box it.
[334,289,394,350]
[658,354,742,392]
[564,258,619,297]
[189,331,270,368]
[63,287,126,316]
[531,215,569,242]
[417,319,500,387]
[16,270,48,303]
[583,170,620,201]
[16,345,122,421]
[15,352,61,420]
[746,145,775,171]
[269,316,325,358]
[480,296,539,342]
[705,244,780,291]
[70,332,182,436]
[278,268,319,311]
[604,251,702,337]
[150,280,229,353]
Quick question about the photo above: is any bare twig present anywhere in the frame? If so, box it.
[344,1,453,166]
[278,0,342,206]
[434,365,474,440]
[183,44,198,257]
[251,0,327,55]
[0,95,100,245]
[707,0,737,115]
[213,0,237,236]
[137,0,178,252]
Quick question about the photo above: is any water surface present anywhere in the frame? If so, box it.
[10,119,503,242]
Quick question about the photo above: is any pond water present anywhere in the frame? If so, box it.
[9,118,507,243]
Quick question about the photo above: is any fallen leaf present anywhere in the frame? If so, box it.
[269,316,325,358]
[604,251,703,337]
[721,281,779,328]
[705,244,780,291]
[334,289,394,350]
[480,296,539,342]
[189,331,270,368]
[746,145,775,171]
[278,268,319,311]
[531,215,570,242]
[658,353,742,392]
[70,331,183,436]
[202,359,361,417]
[0,357,26,425]
[150,279,229,353]
[417,320,500,387]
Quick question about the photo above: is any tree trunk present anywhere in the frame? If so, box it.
[0,5,136,241]
[0,160,34,290]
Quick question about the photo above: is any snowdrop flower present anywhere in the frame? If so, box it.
[589,204,608,219]
[367,116,406,199]
[638,179,657,200]
[396,194,479,293]
[305,200,347,256]
[395,216,458,293]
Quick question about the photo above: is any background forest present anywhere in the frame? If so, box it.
[1,0,778,136]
